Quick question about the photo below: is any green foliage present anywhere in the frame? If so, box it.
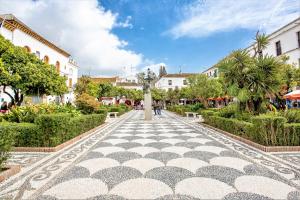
[3,104,80,123]
[0,123,16,169]
[283,123,300,146]
[282,109,300,123]
[219,104,237,118]
[151,88,166,101]
[75,76,98,97]
[31,113,106,147]
[251,115,287,146]
[204,115,253,138]
[190,103,204,112]
[188,74,224,107]
[0,35,68,105]
[75,93,100,114]
[10,123,40,147]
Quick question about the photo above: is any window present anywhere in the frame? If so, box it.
[43,55,49,64]
[168,80,172,85]
[183,79,187,85]
[297,31,300,48]
[55,61,60,73]
[24,46,31,53]
[213,69,218,77]
[68,78,73,88]
[35,51,40,58]
[175,86,179,90]
[275,41,282,56]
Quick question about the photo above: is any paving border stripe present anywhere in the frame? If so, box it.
[164,111,300,189]
[0,111,134,199]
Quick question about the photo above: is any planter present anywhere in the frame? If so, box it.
[201,123,300,152]
[0,165,21,183]
[12,122,107,152]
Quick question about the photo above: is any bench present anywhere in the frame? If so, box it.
[185,112,198,118]
[107,112,119,118]
[198,114,204,122]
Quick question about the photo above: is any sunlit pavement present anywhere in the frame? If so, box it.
[1,110,300,199]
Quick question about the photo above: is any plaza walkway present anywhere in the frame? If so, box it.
[0,110,300,199]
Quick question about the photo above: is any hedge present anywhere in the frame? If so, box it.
[203,115,253,139]
[34,113,106,147]
[0,123,16,170]
[202,113,300,146]
[283,123,300,146]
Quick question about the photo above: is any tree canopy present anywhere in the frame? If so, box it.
[0,35,67,105]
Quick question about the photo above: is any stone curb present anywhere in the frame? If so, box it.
[200,122,300,152]
[12,122,108,153]
[0,165,21,183]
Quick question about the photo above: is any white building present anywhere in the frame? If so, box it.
[203,17,300,77]
[155,73,195,91]
[91,76,143,90]
[0,14,78,104]
[246,17,300,67]
[202,66,218,78]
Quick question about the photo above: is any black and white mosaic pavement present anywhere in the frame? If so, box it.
[1,110,300,199]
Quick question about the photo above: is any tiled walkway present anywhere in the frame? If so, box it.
[1,110,300,199]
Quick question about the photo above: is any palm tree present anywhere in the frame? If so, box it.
[253,31,269,58]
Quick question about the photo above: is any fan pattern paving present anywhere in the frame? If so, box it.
[36,111,299,200]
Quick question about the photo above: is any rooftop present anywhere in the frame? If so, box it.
[0,14,70,57]
[161,73,196,78]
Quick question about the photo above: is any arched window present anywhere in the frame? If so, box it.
[24,46,31,53]
[43,55,49,64]
[55,61,60,73]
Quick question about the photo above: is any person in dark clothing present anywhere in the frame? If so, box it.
[0,101,8,113]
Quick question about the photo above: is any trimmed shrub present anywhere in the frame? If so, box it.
[11,123,40,147]
[284,123,300,146]
[251,115,287,146]
[203,115,253,138]
[219,104,237,118]
[0,123,16,170]
[35,114,72,147]
[283,109,300,123]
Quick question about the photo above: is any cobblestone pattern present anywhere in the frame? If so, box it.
[0,110,299,199]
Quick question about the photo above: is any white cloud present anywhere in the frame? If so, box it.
[116,16,133,29]
[0,0,143,75]
[168,0,300,38]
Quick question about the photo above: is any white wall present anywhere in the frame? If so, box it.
[0,26,78,103]
[155,77,188,91]
[247,18,300,67]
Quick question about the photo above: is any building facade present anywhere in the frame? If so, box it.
[0,14,78,104]
[155,73,195,91]
[202,17,300,77]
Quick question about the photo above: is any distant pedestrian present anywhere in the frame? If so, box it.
[0,101,8,114]
[153,101,158,115]
[157,101,163,115]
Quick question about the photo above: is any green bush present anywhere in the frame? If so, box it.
[284,123,300,146]
[203,115,253,138]
[283,109,300,123]
[96,108,108,115]
[10,123,40,147]
[219,104,237,118]
[0,123,16,170]
[75,93,100,114]
[190,103,204,112]
[109,107,121,112]
[35,114,72,147]
[251,115,287,146]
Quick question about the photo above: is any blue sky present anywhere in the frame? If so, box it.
[0,0,299,76]
[102,0,255,73]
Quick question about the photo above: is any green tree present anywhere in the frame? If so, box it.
[0,35,67,105]
[188,74,223,107]
[98,83,113,98]
[75,75,98,97]
[151,88,166,101]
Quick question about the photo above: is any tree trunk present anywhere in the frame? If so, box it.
[253,98,262,114]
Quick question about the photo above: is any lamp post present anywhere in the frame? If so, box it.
[143,68,153,120]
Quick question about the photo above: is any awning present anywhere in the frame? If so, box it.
[283,90,300,100]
